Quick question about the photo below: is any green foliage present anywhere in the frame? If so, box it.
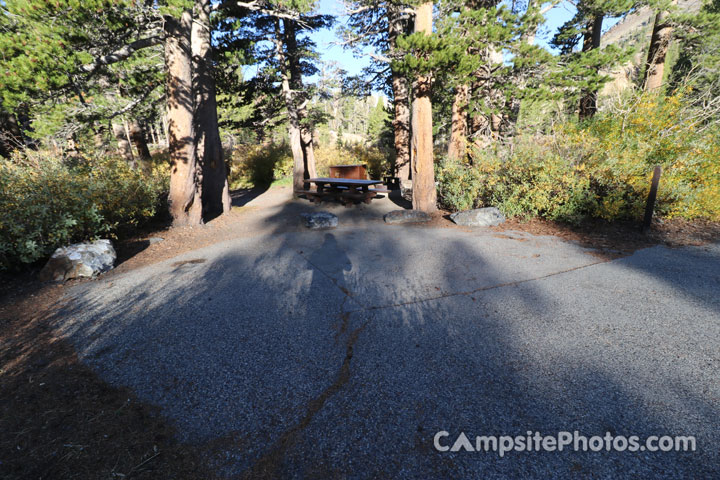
[0,151,168,269]
[437,91,720,223]
[228,141,392,188]
[366,99,392,147]
[227,142,294,188]
[0,0,165,145]
[437,149,595,223]
[669,0,720,106]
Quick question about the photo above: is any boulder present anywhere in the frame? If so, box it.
[383,210,431,224]
[301,212,338,229]
[450,207,506,227]
[39,239,116,282]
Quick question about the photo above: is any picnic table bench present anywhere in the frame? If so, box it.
[300,177,389,206]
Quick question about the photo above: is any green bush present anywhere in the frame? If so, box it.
[228,141,392,188]
[0,152,168,269]
[437,91,720,223]
[437,148,595,224]
[227,142,293,188]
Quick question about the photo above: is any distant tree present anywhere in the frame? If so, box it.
[367,97,391,144]
[341,0,414,182]
[552,0,635,120]
[436,0,557,155]
[642,0,678,91]
[669,0,720,108]
[221,0,331,192]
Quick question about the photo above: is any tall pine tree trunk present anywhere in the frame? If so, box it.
[276,19,316,192]
[387,4,411,181]
[129,121,152,161]
[578,15,604,121]
[643,2,676,91]
[193,0,231,218]
[391,72,411,181]
[165,11,203,226]
[447,84,469,161]
[0,108,23,158]
[411,2,437,212]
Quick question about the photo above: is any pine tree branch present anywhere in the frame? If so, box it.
[221,1,323,27]
[81,36,163,73]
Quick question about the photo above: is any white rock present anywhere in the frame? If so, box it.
[39,239,116,282]
[450,207,506,227]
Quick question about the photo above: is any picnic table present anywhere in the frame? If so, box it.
[302,177,388,206]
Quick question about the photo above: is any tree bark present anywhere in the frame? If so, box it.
[275,18,316,192]
[192,0,231,218]
[0,109,23,158]
[411,2,437,212]
[448,84,470,161]
[112,122,136,166]
[129,121,152,161]
[578,15,604,121]
[643,2,676,91]
[387,3,411,181]
[391,72,411,180]
[165,10,203,226]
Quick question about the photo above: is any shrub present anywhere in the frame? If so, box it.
[0,151,168,269]
[227,142,392,188]
[438,90,720,223]
[437,146,594,223]
[560,91,720,221]
[227,143,293,188]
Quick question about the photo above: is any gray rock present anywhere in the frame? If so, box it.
[39,239,116,282]
[148,237,164,244]
[450,207,506,227]
[383,210,431,224]
[300,212,338,229]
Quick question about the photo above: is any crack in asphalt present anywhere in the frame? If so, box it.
[240,320,368,479]
[238,246,609,476]
[347,259,611,313]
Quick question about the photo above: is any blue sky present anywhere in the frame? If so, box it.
[251,1,623,84]
[312,0,581,78]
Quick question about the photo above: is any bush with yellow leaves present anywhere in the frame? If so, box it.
[227,141,391,188]
[438,90,720,223]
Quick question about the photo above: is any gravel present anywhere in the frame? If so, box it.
[53,226,720,478]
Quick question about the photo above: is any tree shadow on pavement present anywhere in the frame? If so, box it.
[50,200,720,479]
[230,186,270,208]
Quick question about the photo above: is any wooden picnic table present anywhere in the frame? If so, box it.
[303,177,387,206]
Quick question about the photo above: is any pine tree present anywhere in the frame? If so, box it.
[551,0,635,120]
[367,97,391,144]
[341,0,414,182]
[669,0,720,104]
[436,0,557,153]
[221,0,332,192]
[0,0,234,225]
